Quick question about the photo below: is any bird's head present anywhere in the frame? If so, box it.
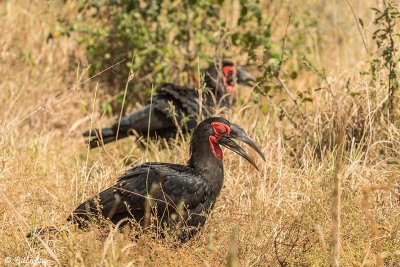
[189,117,265,171]
[204,60,255,94]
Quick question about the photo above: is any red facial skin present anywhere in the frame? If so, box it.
[209,122,231,160]
[222,66,237,94]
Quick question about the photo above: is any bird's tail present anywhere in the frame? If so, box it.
[82,128,129,149]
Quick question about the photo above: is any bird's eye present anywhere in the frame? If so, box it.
[219,129,226,135]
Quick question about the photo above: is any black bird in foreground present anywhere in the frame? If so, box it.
[83,61,255,148]
[51,117,263,241]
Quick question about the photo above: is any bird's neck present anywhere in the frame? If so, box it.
[187,137,224,185]
[188,154,224,174]
[188,154,224,195]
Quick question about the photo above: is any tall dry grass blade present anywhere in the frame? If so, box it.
[344,0,369,54]
[116,56,136,140]
[226,227,239,267]
[0,189,61,265]
[361,184,391,266]
[331,114,345,267]
[3,59,126,134]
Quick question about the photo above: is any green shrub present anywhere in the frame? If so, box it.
[60,0,276,113]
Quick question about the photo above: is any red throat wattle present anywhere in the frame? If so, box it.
[224,77,234,94]
[209,136,223,160]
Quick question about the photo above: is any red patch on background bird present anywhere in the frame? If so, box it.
[211,122,231,137]
[222,66,237,94]
[209,135,223,160]
[223,66,236,78]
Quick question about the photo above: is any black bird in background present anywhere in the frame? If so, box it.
[67,117,264,240]
[83,60,255,148]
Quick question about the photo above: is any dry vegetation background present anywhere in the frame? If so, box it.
[1,0,400,266]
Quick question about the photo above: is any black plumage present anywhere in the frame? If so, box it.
[68,117,265,240]
[83,61,254,148]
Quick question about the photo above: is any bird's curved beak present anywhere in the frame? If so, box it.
[217,124,265,171]
[236,66,255,87]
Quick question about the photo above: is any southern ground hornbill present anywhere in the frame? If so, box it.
[29,117,264,240]
[83,61,254,148]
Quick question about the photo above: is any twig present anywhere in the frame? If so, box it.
[277,77,307,121]
[277,13,292,76]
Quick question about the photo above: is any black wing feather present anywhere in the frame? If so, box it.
[70,163,211,227]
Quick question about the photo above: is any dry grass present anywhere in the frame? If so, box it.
[1,0,400,266]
